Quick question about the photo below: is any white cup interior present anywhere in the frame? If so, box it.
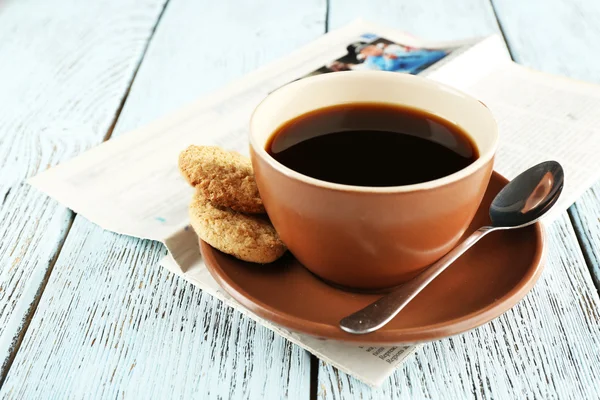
[250,71,497,192]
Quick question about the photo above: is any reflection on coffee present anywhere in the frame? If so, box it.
[266,102,478,187]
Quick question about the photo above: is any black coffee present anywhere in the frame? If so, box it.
[266,102,478,187]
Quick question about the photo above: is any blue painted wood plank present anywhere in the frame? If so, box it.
[569,191,600,291]
[327,0,500,40]
[492,0,600,83]
[1,0,325,398]
[0,0,168,383]
[492,0,600,290]
[2,218,311,399]
[319,214,600,399]
[319,0,600,398]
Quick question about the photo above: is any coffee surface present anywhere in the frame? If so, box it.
[266,102,478,187]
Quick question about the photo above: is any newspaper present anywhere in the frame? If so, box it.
[28,20,600,386]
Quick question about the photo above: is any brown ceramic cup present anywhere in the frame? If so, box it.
[249,71,497,290]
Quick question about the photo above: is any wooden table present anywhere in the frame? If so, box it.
[1,0,600,398]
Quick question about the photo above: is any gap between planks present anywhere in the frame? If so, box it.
[489,0,600,294]
[308,4,331,396]
[568,208,600,292]
[488,0,516,60]
[0,0,172,388]
[0,218,74,388]
[102,0,172,142]
[2,0,327,397]
[10,0,597,396]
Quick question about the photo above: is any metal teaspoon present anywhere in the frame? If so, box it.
[340,161,564,335]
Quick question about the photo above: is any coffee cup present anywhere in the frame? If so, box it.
[249,71,497,290]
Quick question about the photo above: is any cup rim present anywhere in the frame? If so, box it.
[249,71,498,194]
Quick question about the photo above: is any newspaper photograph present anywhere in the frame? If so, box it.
[28,20,600,386]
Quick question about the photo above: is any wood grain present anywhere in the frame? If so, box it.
[496,0,600,293]
[327,0,499,39]
[4,0,600,398]
[491,0,600,82]
[0,0,167,382]
[111,0,326,134]
[492,0,600,301]
[1,218,310,399]
[570,188,600,290]
[318,0,600,398]
[319,215,600,399]
[1,0,324,397]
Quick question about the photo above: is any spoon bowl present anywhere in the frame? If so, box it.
[339,161,564,335]
[490,161,564,228]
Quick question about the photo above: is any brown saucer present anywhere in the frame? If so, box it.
[201,172,545,344]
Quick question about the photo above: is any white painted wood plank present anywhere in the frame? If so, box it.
[0,0,167,381]
[1,0,324,397]
[319,215,600,399]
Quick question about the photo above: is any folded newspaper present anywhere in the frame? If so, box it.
[29,20,600,386]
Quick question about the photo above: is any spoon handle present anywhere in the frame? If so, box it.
[339,226,498,334]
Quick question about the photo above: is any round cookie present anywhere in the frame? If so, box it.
[179,145,265,214]
[189,190,286,264]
